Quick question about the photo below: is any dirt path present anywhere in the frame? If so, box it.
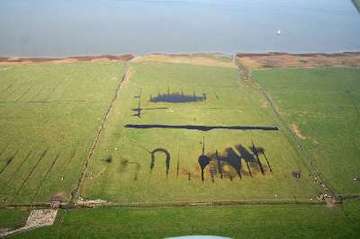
[71,64,131,202]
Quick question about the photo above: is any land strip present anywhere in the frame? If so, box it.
[236,52,360,69]
[124,124,279,131]
[0,54,134,65]
[71,64,131,202]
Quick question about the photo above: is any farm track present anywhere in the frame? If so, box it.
[235,61,338,198]
[71,64,131,202]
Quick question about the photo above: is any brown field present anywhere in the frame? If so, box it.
[236,52,360,69]
[0,54,134,65]
[132,53,237,68]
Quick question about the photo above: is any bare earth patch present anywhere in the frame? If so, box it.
[0,54,134,65]
[236,52,360,69]
[0,209,58,237]
[133,53,237,68]
[291,123,307,140]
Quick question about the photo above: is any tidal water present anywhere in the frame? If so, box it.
[0,0,359,57]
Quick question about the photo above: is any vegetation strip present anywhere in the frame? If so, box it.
[72,64,131,202]
[124,124,279,131]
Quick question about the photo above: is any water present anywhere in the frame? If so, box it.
[0,0,359,57]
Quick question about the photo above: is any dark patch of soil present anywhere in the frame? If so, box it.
[150,91,206,103]
[125,124,279,132]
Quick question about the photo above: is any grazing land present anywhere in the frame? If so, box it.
[5,201,360,239]
[1,53,360,238]
[253,67,360,195]
[82,60,318,204]
[0,61,126,204]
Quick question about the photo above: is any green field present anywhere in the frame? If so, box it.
[254,67,360,195]
[1,59,360,238]
[82,62,318,204]
[0,62,125,204]
[6,202,360,238]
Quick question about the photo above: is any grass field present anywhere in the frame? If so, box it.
[1,56,360,238]
[82,62,319,204]
[0,62,125,204]
[5,201,360,238]
[254,67,360,195]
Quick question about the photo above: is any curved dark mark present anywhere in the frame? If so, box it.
[150,148,171,176]
[150,91,206,103]
[198,138,210,182]
[125,124,279,132]
[0,150,19,175]
[32,153,61,203]
[3,150,33,190]
[13,149,48,200]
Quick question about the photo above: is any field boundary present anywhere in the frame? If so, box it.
[0,198,326,210]
[71,64,131,203]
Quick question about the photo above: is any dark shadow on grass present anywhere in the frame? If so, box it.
[125,124,279,132]
[150,91,206,103]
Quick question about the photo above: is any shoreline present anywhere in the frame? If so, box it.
[1,51,360,64]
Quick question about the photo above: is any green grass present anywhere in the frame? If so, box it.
[0,62,125,204]
[82,62,318,203]
[10,203,360,239]
[0,208,28,230]
[254,67,360,194]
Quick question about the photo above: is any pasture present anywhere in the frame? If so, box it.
[0,62,125,204]
[82,61,318,204]
[254,67,360,195]
[5,201,360,238]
